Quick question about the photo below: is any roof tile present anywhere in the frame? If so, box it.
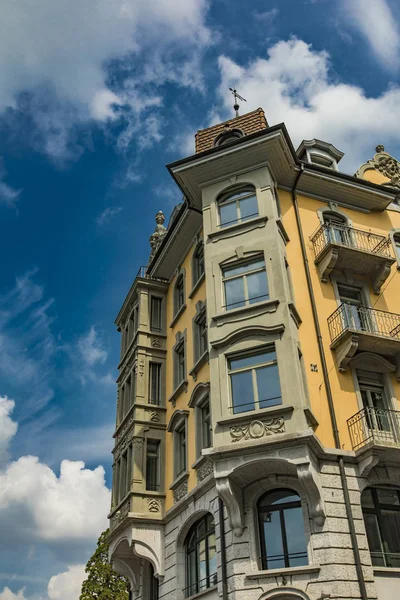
[195,108,268,153]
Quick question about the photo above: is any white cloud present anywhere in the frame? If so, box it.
[340,0,400,69]
[0,588,27,600]
[0,397,18,466]
[0,0,211,160]
[96,206,123,226]
[216,38,400,172]
[0,159,21,208]
[77,326,107,367]
[47,565,86,600]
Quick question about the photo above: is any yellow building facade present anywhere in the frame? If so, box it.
[108,109,400,600]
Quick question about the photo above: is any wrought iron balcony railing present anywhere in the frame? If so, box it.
[311,223,392,259]
[328,303,400,343]
[136,265,168,283]
[347,407,400,451]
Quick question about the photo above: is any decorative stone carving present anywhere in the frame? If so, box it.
[115,416,134,447]
[112,558,140,596]
[196,459,213,482]
[215,477,244,536]
[356,145,400,188]
[332,333,359,372]
[173,478,188,503]
[230,417,285,442]
[133,437,144,448]
[149,410,161,422]
[147,498,161,513]
[297,461,326,526]
[316,247,339,283]
[138,359,145,378]
[151,337,161,348]
[149,211,167,262]
[110,497,131,531]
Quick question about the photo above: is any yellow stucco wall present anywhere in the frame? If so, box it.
[165,235,209,510]
[280,188,400,450]
[361,169,390,186]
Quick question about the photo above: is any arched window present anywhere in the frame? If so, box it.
[218,186,258,229]
[185,514,217,598]
[258,489,308,570]
[193,242,205,286]
[174,273,185,315]
[214,128,244,147]
[322,211,350,245]
[362,487,400,567]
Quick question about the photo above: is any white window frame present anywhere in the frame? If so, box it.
[217,186,259,229]
[222,256,269,311]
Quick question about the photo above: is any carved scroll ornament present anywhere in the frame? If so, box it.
[230,417,285,442]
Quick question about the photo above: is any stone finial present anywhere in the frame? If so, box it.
[376,144,385,153]
[148,210,167,262]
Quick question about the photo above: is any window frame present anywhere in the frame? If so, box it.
[362,486,400,568]
[199,395,212,452]
[257,488,308,570]
[175,422,187,479]
[174,336,186,389]
[174,273,185,316]
[222,256,269,311]
[185,514,217,598]
[193,302,208,364]
[217,186,259,229]
[150,296,163,333]
[390,229,400,268]
[228,346,282,415]
[145,439,160,492]
[192,241,205,287]
[149,361,162,406]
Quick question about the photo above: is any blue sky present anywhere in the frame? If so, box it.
[0,0,400,598]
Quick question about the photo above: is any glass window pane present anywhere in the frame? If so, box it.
[187,549,197,595]
[380,509,400,567]
[239,194,258,220]
[224,278,245,309]
[231,370,254,413]
[261,511,285,569]
[219,202,237,227]
[208,532,217,582]
[260,489,300,506]
[247,270,269,304]
[364,512,385,567]
[377,488,400,506]
[224,260,265,278]
[284,506,308,567]
[257,364,282,409]
[198,539,207,586]
[361,488,375,509]
[230,351,276,371]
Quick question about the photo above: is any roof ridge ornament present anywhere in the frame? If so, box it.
[355,145,400,189]
[229,87,247,118]
[149,210,167,262]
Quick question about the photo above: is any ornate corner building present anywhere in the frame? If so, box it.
[108,108,400,600]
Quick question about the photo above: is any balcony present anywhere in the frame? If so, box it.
[328,303,400,372]
[348,407,400,456]
[311,223,395,293]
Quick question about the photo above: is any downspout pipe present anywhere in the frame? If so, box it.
[218,498,228,600]
[291,165,368,600]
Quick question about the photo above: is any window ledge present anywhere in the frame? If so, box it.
[169,470,189,491]
[189,273,205,299]
[189,351,209,380]
[168,379,188,405]
[276,218,290,243]
[211,298,279,327]
[191,454,210,470]
[289,302,302,328]
[245,564,320,580]
[185,585,218,600]
[170,304,187,328]
[373,567,400,576]
[208,215,268,242]
[216,404,293,427]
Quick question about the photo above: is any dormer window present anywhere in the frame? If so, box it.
[309,152,335,169]
[218,186,258,229]
[213,127,244,147]
[296,139,344,171]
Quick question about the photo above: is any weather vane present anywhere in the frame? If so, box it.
[229,87,247,118]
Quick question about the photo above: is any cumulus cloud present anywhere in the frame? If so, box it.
[0,159,21,208]
[0,397,18,466]
[47,564,86,600]
[0,588,27,600]
[0,0,211,160]
[216,38,400,172]
[340,0,400,69]
[77,326,107,367]
[96,206,123,226]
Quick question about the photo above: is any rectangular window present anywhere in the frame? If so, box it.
[219,189,258,228]
[228,348,282,414]
[124,377,131,415]
[175,340,185,388]
[175,275,185,313]
[357,370,391,432]
[194,309,208,362]
[119,452,128,501]
[223,258,269,310]
[149,362,162,405]
[176,424,187,477]
[200,398,212,450]
[150,297,163,332]
[146,440,160,491]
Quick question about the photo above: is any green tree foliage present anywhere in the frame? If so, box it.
[80,529,130,600]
